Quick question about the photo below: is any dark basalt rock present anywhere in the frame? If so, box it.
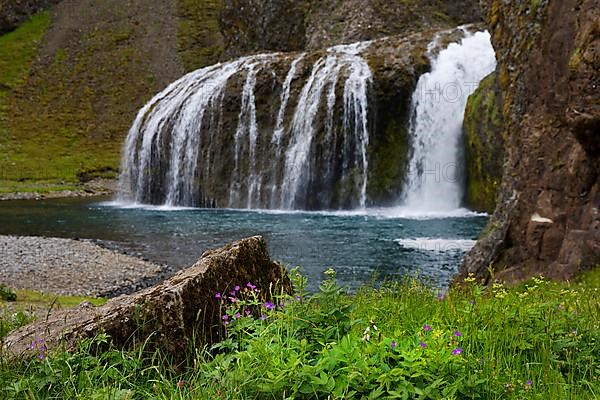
[458,0,600,285]
[3,236,292,357]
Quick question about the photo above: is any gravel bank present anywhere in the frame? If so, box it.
[0,179,116,201]
[0,235,169,298]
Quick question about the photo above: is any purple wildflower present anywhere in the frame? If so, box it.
[38,353,45,360]
[420,342,427,349]
[230,290,236,296]
[423,325,432,332]
[215,292,221,299]
[454,330,462,337]
[391,341,397,350]
[260,314,267,321]
[222,315,229,321]
[265,301,275,310]
[438,293,445,301]
[295,295,301,302]
[526,380,533,386]
[235,312,241,319]
[228,296,237,303]
[234,285,240,292]
[452,347,463,355]
[246,282,257,290]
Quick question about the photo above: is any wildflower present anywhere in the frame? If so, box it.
[260,314,267,321]
[464,273,476,283]
[234,312,241,319]
[245,309,252,316]
[437,293,445,301]
[423,324,432,332]
[526,380,533,386]
[452,347,463,355]
[295,295,301,302]
[265,301,275,310]
[228,296,237,303]
[222,314,229,321]
[362,327,371,342]
[391,341,397,350]
[419,342,427,349]
[234,285,240,292]
[470,300,475,305]
[230,291,237,296]
[38,353,45,361]
[454,330,462,337]
[246,282,257,290]
[215,292,221,299]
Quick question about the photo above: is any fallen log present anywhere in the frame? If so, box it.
[2,236,291,357]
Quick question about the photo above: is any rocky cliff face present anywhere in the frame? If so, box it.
[460,0,599,283]
[185,0,482,68]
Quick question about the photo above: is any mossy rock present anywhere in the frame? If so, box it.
[463,72,504,213]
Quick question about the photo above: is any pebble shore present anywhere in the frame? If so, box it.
[0,235,169,298]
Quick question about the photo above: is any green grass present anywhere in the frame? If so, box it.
[0,269,598,399]
[0,12,49,90]
[0,9,156,193]
[0,289,106,340]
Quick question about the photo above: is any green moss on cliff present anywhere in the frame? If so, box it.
[177,0,225,71]
[367,119,409,204]
[464,72,504,213]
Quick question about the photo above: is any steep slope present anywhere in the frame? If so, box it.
[0,0,184,186]
[459,0,599,283]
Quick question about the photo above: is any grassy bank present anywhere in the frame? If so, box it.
[1,269,598,399]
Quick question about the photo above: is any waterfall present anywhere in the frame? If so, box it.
[119,43,373,210]
[279,42,372,209]
[401,30,497,212]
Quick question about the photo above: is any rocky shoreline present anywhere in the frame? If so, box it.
[0,235,171,298]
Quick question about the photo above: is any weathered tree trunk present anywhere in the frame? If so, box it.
[3,236,291,357]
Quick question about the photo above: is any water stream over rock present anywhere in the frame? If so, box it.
[119,43,374,210]
[118,28,496,213]
[401,30,497,211]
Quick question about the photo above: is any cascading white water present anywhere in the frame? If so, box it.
[401,30,497,212]
[269,54,305,208]
[229,56,274,208]
[279,42,372,209]
[119,60,247,205]
[119,42,373,210]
